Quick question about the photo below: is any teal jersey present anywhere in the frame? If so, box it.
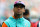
[4,16,31,27]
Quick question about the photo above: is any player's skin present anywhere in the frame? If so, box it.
[13,5,25,19]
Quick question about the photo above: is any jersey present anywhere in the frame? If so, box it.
[2,16,31,27]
